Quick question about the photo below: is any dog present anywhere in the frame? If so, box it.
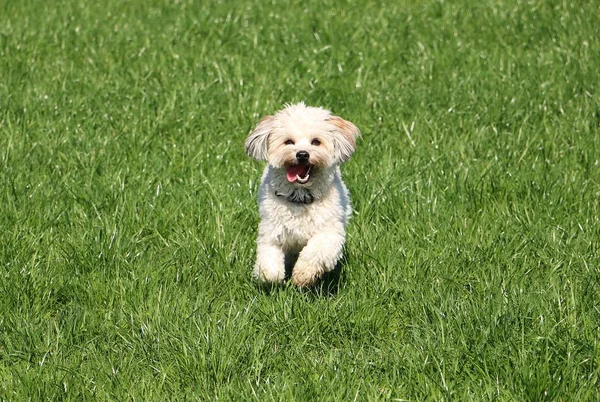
[245,102,360,287]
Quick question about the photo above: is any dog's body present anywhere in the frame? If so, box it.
[246,103,359,287]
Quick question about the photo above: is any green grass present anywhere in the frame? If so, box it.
[1,0,599,399]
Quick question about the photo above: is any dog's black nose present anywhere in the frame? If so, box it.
[296,151,309,161]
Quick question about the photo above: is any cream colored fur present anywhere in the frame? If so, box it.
[245,103,360,287]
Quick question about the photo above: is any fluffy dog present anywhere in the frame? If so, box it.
[245,102,360,287]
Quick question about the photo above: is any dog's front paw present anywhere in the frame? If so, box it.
[291,261,324,287]
[253,263,285,285]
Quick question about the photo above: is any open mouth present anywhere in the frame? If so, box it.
[286,164,312,184]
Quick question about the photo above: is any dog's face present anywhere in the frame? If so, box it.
[246,103,360,185]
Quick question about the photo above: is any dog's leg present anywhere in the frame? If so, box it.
[253,242,286,284]
[292,232,345,287]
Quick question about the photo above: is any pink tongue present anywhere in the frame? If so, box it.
[286,165,308,182]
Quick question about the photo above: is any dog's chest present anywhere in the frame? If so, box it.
[263,198,335,249]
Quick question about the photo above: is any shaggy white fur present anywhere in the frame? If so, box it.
[245,103,360,287]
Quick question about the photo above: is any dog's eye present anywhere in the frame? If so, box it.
[284,139,294,145]
[311,139,321,146]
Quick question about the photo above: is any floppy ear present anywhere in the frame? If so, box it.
[245,116,275,161]
[328,116,360,163]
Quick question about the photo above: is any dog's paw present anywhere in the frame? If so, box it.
[291,262,324,287]
[254,264,285,284]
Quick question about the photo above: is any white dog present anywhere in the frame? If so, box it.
[245,102,360,287]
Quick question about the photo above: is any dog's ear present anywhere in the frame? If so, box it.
[328,116,360,163]
[245,116,275,161]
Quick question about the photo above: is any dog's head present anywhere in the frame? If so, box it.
[245,102,360,185]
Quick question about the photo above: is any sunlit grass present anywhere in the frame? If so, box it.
[1,0,599,400]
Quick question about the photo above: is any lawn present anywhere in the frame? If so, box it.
[1,0,599,400]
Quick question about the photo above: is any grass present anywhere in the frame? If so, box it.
[1,0,599,399]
